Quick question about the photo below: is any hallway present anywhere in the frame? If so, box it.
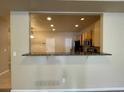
[0,15,10,92]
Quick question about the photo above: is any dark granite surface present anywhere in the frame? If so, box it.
[22,52,112,56]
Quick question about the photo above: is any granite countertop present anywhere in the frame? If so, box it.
[22,52,112,56]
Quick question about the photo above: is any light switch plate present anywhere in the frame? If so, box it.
[13,52,16,56]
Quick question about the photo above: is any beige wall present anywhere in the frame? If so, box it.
[92,19,100,47]
[0,15,10,73]
[31,31,75,53]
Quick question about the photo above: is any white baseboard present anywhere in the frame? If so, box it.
[11,87,124,92]
[0,69,9,76]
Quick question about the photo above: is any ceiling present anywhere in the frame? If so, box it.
[1,0,124,15]
[31,14,100,32]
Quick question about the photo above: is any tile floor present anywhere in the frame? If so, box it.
[0,71,11,92]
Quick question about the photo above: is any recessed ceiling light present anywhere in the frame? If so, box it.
[75,24,79,27]
[30,35,34,39]
[81,18,85,21]
[50,24,54,27]
[47,17,52,21]
[52,28,56,31]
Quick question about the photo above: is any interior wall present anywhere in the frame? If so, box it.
[31,31,75,53]
[11,12,124,90]
[10,12,29,89]
[0,15,10,73]
[103,13,124,85]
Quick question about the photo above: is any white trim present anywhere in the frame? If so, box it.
[11,87,124,92]
[29,11,103,15]
[0,69,9,76]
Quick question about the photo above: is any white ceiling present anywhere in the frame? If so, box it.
[1,0,124,15]
[31,14,100,32]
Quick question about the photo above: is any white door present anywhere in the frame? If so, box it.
[65,38,72,52]
[46,38,55,53]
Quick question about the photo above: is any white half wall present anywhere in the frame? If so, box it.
[11,12,124,91]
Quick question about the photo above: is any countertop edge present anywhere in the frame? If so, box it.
[22,52,112,56]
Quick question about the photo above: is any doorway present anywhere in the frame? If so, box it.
[0,15,11,91]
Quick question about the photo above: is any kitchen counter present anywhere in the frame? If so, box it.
[22,52,112,56]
